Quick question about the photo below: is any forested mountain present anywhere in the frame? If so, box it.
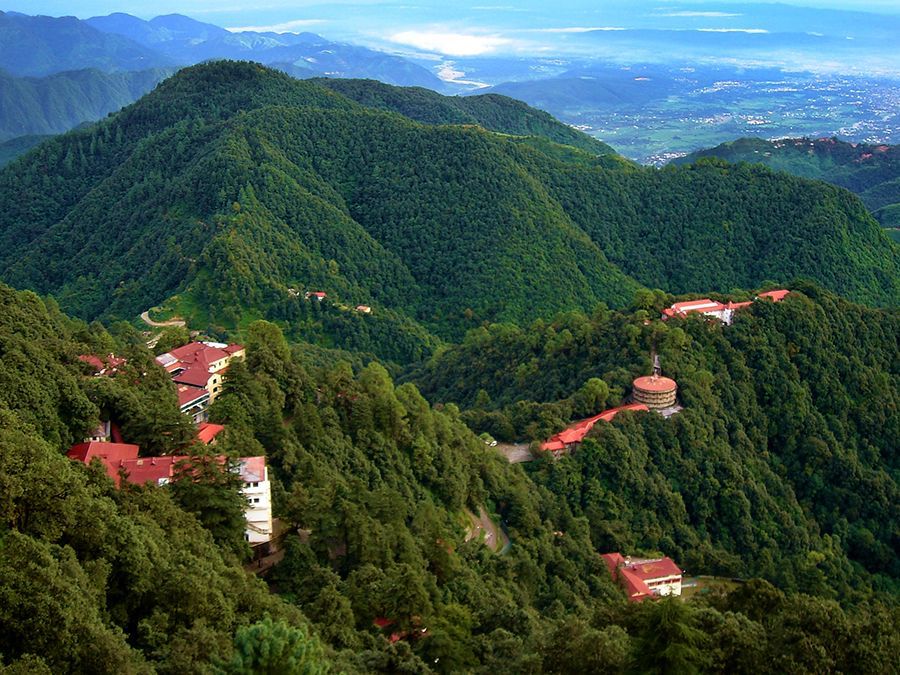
[0,67,171,142]
[315,78,618,156]
[0,62,896,364]
[0,10,173,76]
[2,281,898,672]
[676,137,900,230]
[0,134,51,167]
[410,283,900,595]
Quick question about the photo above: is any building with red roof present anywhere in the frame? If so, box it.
[541,404,649,458]
[68,439,272,545]
[67,442,141,483]
[662,290,789,325]
[633,374,678,409]
[601,552,684,601]
[758,289,790,302]
[305,291,327,301]
[78,353,126,376]
[156,341,245,423]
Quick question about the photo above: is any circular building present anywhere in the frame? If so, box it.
[632,375,678,409]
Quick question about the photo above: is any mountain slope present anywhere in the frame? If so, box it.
[675,137,900,228]
[0,134,52,167]
[0,62,895,359]
[316,78,617,156]
[0,67,172,142]
[409,283,900,593]
[0,10,173,76]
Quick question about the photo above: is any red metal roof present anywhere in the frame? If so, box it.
[67,442,140,483]
[159,342,238,375]
[601,552,682,602]
[758,289,790,302]
[627,557,683,581]
[78,353,126,374]
[197,422,225,444]
[669,298,726,314]
[601,552,625,576]
[177,384,208,407]
[118,456,181,486]
[172,367,213,388]
[541,404,649,451]
[69,446,264,488]
[618,567,653,601]
[632,375,677,393]
[239,456,266,483]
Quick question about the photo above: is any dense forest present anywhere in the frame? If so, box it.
[676,136,900,230]
[411,283,900,595]
[1,280,898,673]
[0,62,895,364]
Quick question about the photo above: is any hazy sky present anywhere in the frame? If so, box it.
[4,0,898,66]
[5,0,900,22]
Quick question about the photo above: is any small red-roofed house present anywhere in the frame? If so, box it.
[602,551,683,601]
[78,353,126,376]
[305,291,327,301]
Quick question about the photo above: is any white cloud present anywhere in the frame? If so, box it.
[697,28,770,33]
[527,26,626,33]
[659,11,743,17]
[388,30,513,56]
[227,19,325,33]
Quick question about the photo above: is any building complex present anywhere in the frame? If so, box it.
[601,552,684,601]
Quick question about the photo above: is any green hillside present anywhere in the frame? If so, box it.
[0,62,896,363]
[410,282,900,593]
[1,281,898,672]
[676,137,900,228]
[0,134,52,167]
[315,77,618,156]
[0,67,172,142]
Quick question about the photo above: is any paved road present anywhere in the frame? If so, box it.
[465,507,510,553]
[140,310,186,328]
[496,443,536,463]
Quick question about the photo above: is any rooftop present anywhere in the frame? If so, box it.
[197,422,225,444]
[542,403,649,452]
[633,375,678,393]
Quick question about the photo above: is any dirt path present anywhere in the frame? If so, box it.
[464,506,510,553]
[140,310,186,328]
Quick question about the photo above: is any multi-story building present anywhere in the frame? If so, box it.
[601,552,684,601]
[67,439,273,547]
[662,289,790,325]
[156,341,245,422]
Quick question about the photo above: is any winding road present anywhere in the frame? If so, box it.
[140,310,186,328]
